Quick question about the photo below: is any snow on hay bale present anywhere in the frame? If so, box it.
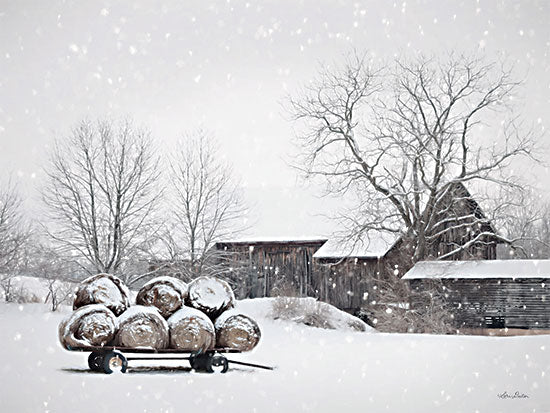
[167,306,215,351]
[73,273,130,316]
[187,276,235,319]
[136,276,188,318]
[214,309,261,351]
[58,304,117,349]
[114,305,169,349]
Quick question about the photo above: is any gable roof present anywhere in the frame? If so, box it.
[442,182,497,234]
[402,259,550,280]
[312,233,399,259]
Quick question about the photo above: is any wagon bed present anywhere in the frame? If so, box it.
[66,345,274,374]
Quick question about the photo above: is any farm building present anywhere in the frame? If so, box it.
[403,260,550,330]
[215,184,501,313]
[425,182,498,260]
[309,235,400,312]
[214,235,401,311]
[214,237,327,298]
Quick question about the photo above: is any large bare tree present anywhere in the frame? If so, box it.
[42,119,162,278]
[167,130,248,280]
[289,52,539,262]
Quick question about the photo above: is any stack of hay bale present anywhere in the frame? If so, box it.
[59,273,261,354]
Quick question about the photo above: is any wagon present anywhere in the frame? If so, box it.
[67,346,274,374]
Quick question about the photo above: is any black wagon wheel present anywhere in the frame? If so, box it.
[102,351,128,374]
[206,354,229,374]
[189,353,197,370]
[87,352,104,371]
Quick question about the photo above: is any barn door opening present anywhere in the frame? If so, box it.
[484,309,505,328]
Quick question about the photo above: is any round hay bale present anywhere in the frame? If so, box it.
[187,276,235,319]
[136,276,188,318]
[58,304,117,350]
[214,309,261,351]
[115,306,169,349]
[167,306,215,351]
[73,273,130,316]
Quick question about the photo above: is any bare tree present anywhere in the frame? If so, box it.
[0,179,30,301]
[482,186,548,258]
[167,130,248,280]
[289,52,539,261]
[41,119,163,280]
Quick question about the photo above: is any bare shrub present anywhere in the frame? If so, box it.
[270,278,300,298]
[44,279,75,311]
[271,296,332,329]
[271,297,367,331]
[360,260,454,334]
[7,284,41,304]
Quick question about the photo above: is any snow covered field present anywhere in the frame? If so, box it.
[0,301,548,413]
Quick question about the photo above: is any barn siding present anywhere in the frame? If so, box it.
[310,259,382,312]
[409,279,550,329]
[215,241,324,299]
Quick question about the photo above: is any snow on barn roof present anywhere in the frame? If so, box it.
[216,236,328,245]
[312,234,399,259]
[402,259,550,280]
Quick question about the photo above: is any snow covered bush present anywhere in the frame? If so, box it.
[361,273,454,334]
[271,296,369,332]
[1,279,41,304]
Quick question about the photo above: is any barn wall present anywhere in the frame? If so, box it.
[310,259,383,312]
[215,242,324,298]
[409,279,550,329]
[311,244,412,312]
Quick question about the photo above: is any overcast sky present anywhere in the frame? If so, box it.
[1,0,549,237]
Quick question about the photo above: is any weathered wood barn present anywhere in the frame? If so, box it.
[215,238,327,298]
[309,236,400,312]
[215,183,500,314]
[214,235,405,311]
[428,182,498,260]
[403,260,550,330]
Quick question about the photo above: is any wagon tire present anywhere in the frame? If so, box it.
[206,354,228,374]
[88,352,104,371]
[189,353,197,370]
[102,351,128,374]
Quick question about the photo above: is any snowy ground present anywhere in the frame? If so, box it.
[0,301,548,413]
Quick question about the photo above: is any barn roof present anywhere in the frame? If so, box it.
[402,259,550,280]
[216,236,328,246]
[312,233,399,259]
